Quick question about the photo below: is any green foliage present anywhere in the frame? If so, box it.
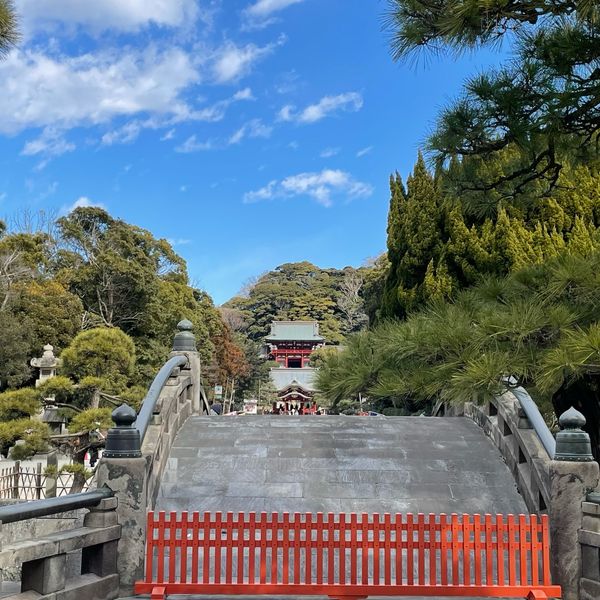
[385,1,600,201]
[37,376,75,403]
[57,207,187,331]
[60,328,135,393]
[118,385,146,412]
[319,251,600,455]
[0,0,18,59]
[0,419,49,458]
[226,261,371,343]
[381,154,600,319]
[0,311,33,389]
[58,463,93,479]
[12,280,83,353]
[68,408,113,434]
[0,388,39,420]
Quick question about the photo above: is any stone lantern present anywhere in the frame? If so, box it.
[30,344,61,387]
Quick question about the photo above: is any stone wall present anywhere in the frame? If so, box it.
[0,497,120,600]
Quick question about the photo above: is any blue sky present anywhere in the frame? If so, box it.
[0,0,508,304]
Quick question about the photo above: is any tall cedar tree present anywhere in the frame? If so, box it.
[381,153,446,318]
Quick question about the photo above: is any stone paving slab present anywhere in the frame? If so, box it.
[156,415,527,516]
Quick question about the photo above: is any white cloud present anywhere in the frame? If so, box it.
[0,47,199,135]
[160,129,176,141]
[242,0,305,29]
[167,238,192,246]
[100,88,253,146]
[228,119,273,145]
[356,145,373,157]
[280,92,363,124]
[211,36,285,83]
[175,135,213,153]
[61,196,105,215]
[320,147,339,158]
[277,105,295,122]
[0,192,7,202]
[21,127,75,168]
[244,169,373,207]
[17,0,199,34]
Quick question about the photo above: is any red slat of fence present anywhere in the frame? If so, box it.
[339,512,346,586]
[473,513,482,586]
[439,513,448,586]
[372,512,379,585]
[224,512,233,584]
[168,511,177,583]
[270,513,278,584]
[428,513,436,586]
[541,514,551,586]
[282,512,290,585]
[496,514,505,586]
[507,514,517,586]
[247,512,256,584]
[349,512,358,585]
[156,511,166,583]
[327,512,335,585]
[530,514,539,586]
[360,513,368,585]
[259,512,268,584]
[519,514,528,586]
[315,512,324,585]
[450,513,459,585]
[202,512,211,584]
[395,513,403,585]
[292,512,300,585]
[179,511,188,584]
[146,511,155,582]
[416,513,425,585]
[304,512,312,585]
[383,513,392,586]
[236,512,245,584]
[215,512,224,584]
[190,512,200,584]
[462,513,471,586]
[484,514,493,586]
[406,513,414,585]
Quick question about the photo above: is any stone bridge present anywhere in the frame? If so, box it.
[1,321,599,600]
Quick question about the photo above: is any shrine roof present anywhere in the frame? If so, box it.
[269,367,317,392]
[265,321,324,342]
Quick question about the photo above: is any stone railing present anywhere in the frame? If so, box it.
[461,388,553,514]
[579,496,600,600]
[442,392,600,600]
[96,320,202,594]
[0,488,120,600]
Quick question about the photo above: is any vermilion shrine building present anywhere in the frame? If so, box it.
[266,321,324,413]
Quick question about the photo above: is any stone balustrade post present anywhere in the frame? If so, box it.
[550,407,600,600]
[97,320,198,595]
[96,403,146,595]
[171,319,202,413]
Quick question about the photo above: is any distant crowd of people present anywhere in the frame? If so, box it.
[267,403,325,415]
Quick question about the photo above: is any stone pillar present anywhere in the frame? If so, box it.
[97,404,147,595]
[550,407,600,600]
[171,319,202,414]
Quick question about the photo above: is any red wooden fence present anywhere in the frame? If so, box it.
[135,511,561,598]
